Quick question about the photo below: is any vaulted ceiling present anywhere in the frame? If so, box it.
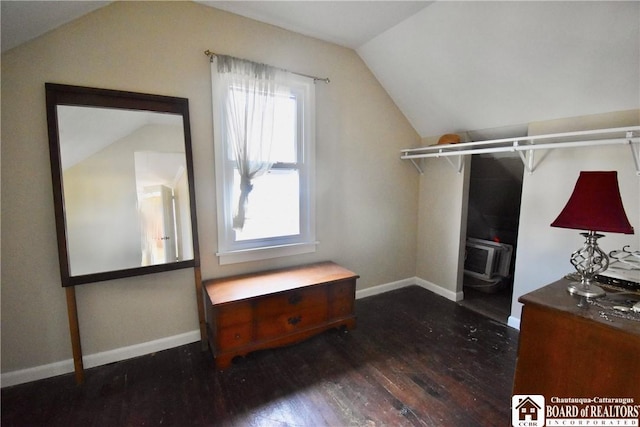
[358,1,640,137]
[2,1,638,138]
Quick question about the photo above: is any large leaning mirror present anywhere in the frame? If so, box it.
[46,83,200,286]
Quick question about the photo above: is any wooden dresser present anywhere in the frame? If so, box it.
[203,261,358,369]
[513,279,640,400]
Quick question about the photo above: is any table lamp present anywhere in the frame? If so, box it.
[551,171,635,298]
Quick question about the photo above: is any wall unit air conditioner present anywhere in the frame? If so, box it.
[464,238,513,282]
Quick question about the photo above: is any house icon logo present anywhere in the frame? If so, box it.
[512,395,545,427]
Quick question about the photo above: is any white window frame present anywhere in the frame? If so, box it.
[212,72,317,265]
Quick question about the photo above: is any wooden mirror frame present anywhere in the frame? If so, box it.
[45,83,206,383]
[45,83,201,286]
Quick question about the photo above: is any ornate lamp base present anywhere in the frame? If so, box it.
[567,282,606,298]
[566,231,609,299]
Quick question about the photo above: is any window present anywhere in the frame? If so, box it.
[211,61,316,264]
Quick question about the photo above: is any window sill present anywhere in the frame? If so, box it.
[216,241,319,265]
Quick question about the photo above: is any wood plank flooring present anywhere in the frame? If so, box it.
[1,285,519,426]
[459,284,513,324]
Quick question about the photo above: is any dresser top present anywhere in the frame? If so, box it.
[519,279,640,337]
[204,261,359,305]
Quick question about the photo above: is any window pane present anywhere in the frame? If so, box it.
[225,89,297,164]
[226,87,276,163]
[233,169,300,241]
[270,94,297,163]
[212,68,315,263]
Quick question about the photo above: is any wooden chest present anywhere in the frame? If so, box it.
[204,261,358,369]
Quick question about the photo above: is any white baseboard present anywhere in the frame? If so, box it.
[2,276,500,388]
[413,277,464,302]
[1,330,201,388]
[355,277,416,299]
[1,359,76,389]
[355,276,463,303]
[507,316,521,330]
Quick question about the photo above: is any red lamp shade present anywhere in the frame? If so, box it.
[551,171,634,234]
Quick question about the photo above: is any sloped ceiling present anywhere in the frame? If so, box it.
[0,0,112,53]
[197,1,432,49]
[3,1,638,139]
[357,1,640,138]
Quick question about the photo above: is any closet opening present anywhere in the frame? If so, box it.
[460,152,524,324]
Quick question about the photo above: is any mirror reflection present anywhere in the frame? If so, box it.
[57,105,194,276]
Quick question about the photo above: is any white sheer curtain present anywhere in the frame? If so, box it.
[213,55,286,230]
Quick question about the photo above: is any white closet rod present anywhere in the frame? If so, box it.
[401,126,639,156]
[400,126,640,175]
[401,137,637,159]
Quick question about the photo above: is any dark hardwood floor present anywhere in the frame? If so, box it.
[459,283,513,325]
[1,285,519,426]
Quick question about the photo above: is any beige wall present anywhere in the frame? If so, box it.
[510,110,640,324]
[1,2,419,376]
[415,136,469,299]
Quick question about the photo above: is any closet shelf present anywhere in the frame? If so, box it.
[401,126,640,175]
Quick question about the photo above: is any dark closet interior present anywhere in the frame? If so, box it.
[461,153,524,323]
